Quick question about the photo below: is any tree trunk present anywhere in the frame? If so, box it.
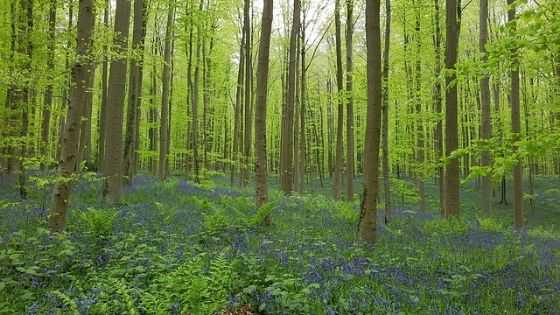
[231,28,245,186]
[479,0,492,213]
[444,0,460,217]
[280,0,300,194]
[49,0,96,232]
[359,0,382,243]
[242,0,253,187]
[433,0,444,216]
[103,0,132,203]
[382,0,392,223]
[414,1,426,212]
[346,0,355,200]
[508,0,523,229]
[41,0,57,169]
[333,0,344,200]
[255,0,273,223]
[124,0,148,185]
[159,0,175,181]
[97,0,109,172]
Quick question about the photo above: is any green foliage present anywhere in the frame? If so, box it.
[75,207,117,241]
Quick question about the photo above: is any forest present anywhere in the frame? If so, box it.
[0,0,559,313]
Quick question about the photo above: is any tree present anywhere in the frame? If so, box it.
[159,0,175,181]
[103,0,132,203]
[382,0,392,222]
[280,0,301,194]
[49,0,96,232]
[478,0,492,213]
[124,0,148,185]
[443,0,460,217]
[41,0,57,168]
[333,0,344,200]
[508,0,523,229]
[358,0,382,243]
[241,0,253,187]
[346,0,355,200]
[97,0,110,172]
[255,0,273,223]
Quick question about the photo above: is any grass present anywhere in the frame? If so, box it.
[0,174,559,314]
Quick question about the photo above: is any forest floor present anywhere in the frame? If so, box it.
[1,174,559,314]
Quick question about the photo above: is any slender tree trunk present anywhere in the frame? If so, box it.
[297,11,307,193]
[359,0,382,243]
[97,0,109,171]
[414,1,426,212]
[124,0,147,185]
[433,0,444,214]
[280,0,301,194]
[333,0,344,200]
[255,0,273,223]
[508,0,523,229]
[49,0,96,232]
[242,0,253,187]
[479,0,492,213]
[41,0,57,169]
[444,0,460,217]
[346,0,355,200]
[231,29,245,186]
[382,0,392,223]
[159,0,175,181]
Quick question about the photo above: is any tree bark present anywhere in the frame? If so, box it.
[255,0,273,223]
[414,1,426,212]
[508,0,523,229]
[49,0,96,232]
[41,0,57,168]
[280,0,301,194]
[346,0,355,200]
[159,0,175,181]
[433,0,444,215]
[333,0,345,200]
[382,0,392,223]
[103,0,132,203]
[444,0,460,217]
[97,0,110,172]
[124,0,148,185]
[359,0,382,243]
[242,0,253,187]
[479,0,492,213]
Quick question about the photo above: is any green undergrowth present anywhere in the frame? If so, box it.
[1,176,559,314]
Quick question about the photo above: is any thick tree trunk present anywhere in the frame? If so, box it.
[444,0,460,217]
[78,69,95,169]
[280,0,301,194]
[159,0,175,181]
[103,0,132,203]
[359,0,382,243]
[255,0,273,223]
[49,0,96,232]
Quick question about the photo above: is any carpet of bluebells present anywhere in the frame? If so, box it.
[1,174,560,314]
